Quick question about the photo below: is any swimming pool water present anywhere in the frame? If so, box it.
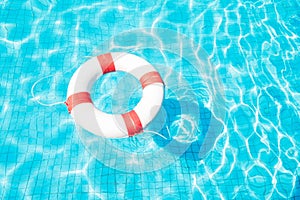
[1,0,300,199]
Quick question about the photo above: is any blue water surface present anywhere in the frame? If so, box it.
[1,0,300,199]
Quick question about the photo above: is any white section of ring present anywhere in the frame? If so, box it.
[134,84,164,127]
[111,52,156,80]
[71,104,128,138]
[67,57,102,97]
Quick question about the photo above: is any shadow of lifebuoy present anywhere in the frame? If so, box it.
[153,98,222,161]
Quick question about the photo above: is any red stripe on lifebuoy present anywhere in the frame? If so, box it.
[65,92,93,113]
[122,110,143,136]
[140,71,163,88]
[97,53,116,74]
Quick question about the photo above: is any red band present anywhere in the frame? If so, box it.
[65,92,93,113]
[122,110,143,136]
[97,53,116,74]
[140,71,163,88]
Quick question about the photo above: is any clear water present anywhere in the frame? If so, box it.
[1,0,300,199]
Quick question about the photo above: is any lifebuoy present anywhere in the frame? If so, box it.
[65,52,164,138]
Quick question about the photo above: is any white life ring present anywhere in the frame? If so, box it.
[65,52,164,138]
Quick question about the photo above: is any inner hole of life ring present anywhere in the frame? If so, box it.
[91,71,143,114]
